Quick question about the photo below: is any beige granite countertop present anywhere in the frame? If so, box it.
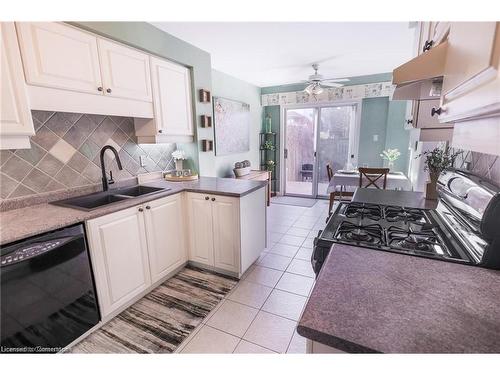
[0,176,267,245]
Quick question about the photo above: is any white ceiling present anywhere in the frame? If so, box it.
[152,22,416,87]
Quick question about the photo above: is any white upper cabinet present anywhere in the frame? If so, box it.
[98,38,152,102]
[16,22,103,95]
[144,194,187,283]
[443,22,498,96]
[134,56,194,144]
[0,22,35,150]
[440,22,500,123]
[15,22,154,118]
[151,57,193,137]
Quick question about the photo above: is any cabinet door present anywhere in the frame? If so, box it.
[144,194,187,283]
[186,193,214,265]
[150,57,194,137]
[1,23,35,149]
[86,206,151,318]
[98,38,152,102]
[16,22,102,95]
[442,22,498,96]
[211,195,240,273]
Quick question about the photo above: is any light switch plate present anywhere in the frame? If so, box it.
[373,134,379,142]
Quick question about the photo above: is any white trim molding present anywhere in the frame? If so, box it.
[261,81,394,106]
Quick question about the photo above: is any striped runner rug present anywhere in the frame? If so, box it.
[69,265,238,353]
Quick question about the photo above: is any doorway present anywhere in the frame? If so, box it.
[282,102,360,198]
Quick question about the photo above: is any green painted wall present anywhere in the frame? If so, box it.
[358,98,389,168]
[70,22,216,176]
[211,70,263,177]
[384,100,410,172]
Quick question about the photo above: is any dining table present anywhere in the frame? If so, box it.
[326,171,412,200]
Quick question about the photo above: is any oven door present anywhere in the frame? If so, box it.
[1,224,100,353]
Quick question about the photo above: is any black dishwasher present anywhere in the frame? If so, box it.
[1,224,100,353]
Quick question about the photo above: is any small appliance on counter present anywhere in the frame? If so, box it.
[312,169,500,276]
[1,224,100,352]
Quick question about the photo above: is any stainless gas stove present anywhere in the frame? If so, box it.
[312,169,500,276]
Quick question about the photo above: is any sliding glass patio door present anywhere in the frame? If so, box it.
[283,104,358,198]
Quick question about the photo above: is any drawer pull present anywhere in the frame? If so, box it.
[431,107,442,117]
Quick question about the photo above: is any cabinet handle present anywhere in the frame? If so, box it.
[158,129,163,134]
[205,196,209,200]
[97,86,103,92]
[423,40,434,52]
[211,197,216,202]
[106,88,112,93]
[406,119,413,125]
[146,205,151,210]
[138,207,144,212]
[431,107,443,117]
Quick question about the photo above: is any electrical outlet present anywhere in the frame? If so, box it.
[373,134,379,142]
[139,155,145,167]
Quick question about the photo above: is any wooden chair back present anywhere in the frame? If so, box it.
[326,163,333,182]
[358,167,389,189]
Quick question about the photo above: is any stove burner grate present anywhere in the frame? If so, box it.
[387,225,443,254]
[344,203,383,221]
[335,222,384,245]
[384,206,427,223]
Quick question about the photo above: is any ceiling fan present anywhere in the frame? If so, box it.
[303,63,349,95]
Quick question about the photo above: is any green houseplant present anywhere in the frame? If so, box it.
[418,146,462,200]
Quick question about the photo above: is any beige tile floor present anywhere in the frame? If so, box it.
[177,199,333,354]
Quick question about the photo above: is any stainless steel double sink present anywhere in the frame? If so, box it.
[51,185,170,211]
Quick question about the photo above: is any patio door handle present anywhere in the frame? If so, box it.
[284,149,288,159]
[314,151,317,157]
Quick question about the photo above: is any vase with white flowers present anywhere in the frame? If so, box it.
[172,150,187,171]
[380,148,401,171]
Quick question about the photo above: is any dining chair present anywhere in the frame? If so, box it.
[358,167,390,189]
[326,163,335,214]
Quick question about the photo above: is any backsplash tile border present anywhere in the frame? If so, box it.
[0,111,176,200]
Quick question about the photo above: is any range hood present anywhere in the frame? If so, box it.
[392,41,449,100]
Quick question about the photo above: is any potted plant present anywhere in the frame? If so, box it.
[380,148,401,171]
[172,150,187,171]
[418,146,462,200]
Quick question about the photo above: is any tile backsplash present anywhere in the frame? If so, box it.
[455,150,500,186]
[0,111,176,200]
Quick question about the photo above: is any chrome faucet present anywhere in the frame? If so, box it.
[100,145,123,191]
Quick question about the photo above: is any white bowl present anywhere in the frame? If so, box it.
[234,166,251,177]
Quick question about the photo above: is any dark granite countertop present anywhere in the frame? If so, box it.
[297,244,500,353]
[0,176,267,245]
[352,188,438,209]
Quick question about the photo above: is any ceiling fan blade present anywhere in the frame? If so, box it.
[321,78,350,83]
[321,82,344,88]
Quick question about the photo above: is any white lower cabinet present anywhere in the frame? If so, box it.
[186,193,215,266]
[86,193,187,320]
[186,188,265,276]
[212,195,240,273]
[144,194,187,283]
[86,205,152,319]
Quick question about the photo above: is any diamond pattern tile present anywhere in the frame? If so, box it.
[0,111,177,199]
